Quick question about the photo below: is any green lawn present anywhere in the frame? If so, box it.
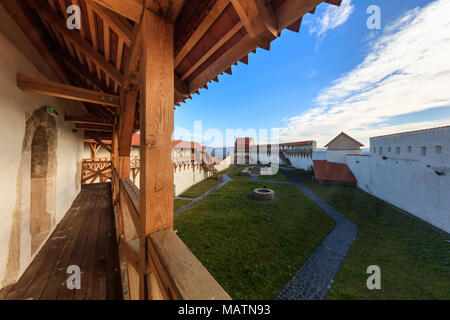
[179,177,221,199]
[174,181,335,299]
[288,169,314,181]
[228,165,251,179]
[221,165,236,175]
[174,199,191,211]
[258,170,290,182]
[303,181,450,300]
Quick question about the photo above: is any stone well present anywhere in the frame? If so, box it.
[252,188,275,202]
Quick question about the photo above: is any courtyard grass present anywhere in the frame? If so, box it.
[228,165,251,179]
[174,181,335,299]
[174,199,191,211]
[258,170,290,182]
[179,177,221,199]
[303,181,450,300]
[288,169,314,181]
[221,165,236,175]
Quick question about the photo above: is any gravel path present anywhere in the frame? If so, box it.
[174,166,359,300]
[276,172,359,300]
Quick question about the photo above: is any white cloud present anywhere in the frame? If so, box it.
[308,0,354,42]
[279,0,450,147]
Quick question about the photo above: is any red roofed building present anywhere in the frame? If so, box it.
[313,160,357,185]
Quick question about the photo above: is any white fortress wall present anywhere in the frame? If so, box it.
[327,149,362,164]
[312,151,327,161]
[347,126,450,233]
[285,155,313,170]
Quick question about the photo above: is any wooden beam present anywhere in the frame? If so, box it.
[18,74,120,107]
[76,124,113,132]
[275,0,324,32]
[94,137,113,153]
[174,0,229,68]
[65,115,114,126]
[230,0,278,48]
[30,0,124,85]
[119,89,138,156]
[92,0,143,23]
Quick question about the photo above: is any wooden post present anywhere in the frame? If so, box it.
[139,8,174,236]
[139,7,174,300]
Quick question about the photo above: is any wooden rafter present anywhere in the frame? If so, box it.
[92,0,143,23]
[17,74,120,108]
[88,1,133,46]
[30,0,124,85]
[230,0,278,47]
[65,115,114,126]
[77,124,113,132]
[174,0,229,68]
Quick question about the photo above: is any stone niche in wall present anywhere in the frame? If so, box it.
[4,106,57,286]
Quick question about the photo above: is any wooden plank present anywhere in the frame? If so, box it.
[92,0,143,23]
[120,178,142,236]
[148,230,231,300]
[40,190,92,300]
[17,74,120,107]
[174,0,229,68]
[30,0,124,85]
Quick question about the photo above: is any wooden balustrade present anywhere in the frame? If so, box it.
[82,159,112,184]
[112,162,230,300]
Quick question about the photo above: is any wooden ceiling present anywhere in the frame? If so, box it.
[2,0,342,139]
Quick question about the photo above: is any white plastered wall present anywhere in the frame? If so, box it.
[346,127,450,233]
[0,7,84,288]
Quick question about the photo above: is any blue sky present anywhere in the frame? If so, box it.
[175,0,450,147]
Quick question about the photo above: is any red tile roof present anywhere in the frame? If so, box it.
[313,160,357,184]
[235,137,255,147]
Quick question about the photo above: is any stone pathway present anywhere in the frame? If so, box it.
[174,166,359,300]
[276,172,359,300]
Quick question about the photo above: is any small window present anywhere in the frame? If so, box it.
[373,147,376,153]
[396,147,400,155]
[421,146,427,156]
[379,147,383,155]
[407,146,412,153]
[388,147,391,152]
[435,146,442,154]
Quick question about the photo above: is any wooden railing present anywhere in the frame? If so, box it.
[82,159,112,184]
[111,165,230,300]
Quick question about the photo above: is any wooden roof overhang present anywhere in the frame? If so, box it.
[3,0,342,140]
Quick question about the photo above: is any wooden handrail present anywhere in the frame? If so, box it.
[114,167,230,300]
[147,230,231,300]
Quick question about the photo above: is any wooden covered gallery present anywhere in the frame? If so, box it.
[0,0,342,300]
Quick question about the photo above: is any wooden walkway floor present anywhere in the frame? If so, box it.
[0,184,123,300]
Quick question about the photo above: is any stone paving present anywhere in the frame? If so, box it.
[174,166,359,300]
